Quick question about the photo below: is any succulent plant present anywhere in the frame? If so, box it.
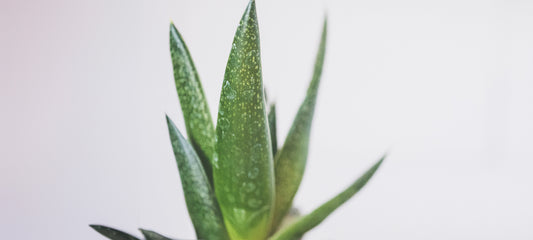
[90,1,385,240]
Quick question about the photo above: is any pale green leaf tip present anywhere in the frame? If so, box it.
[371,153,386,173]
[165,114,177,132]
[169,22,180,38]
[379,152,387,164]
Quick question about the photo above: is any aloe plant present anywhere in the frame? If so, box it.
[90,1,385,239]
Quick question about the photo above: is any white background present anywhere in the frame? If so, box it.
[1,0,533,239]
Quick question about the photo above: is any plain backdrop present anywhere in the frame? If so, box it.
[1,0,533,239]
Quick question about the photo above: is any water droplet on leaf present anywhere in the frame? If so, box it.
[248,167,259,179]
[248,198,262,208]
[243,182,255,193]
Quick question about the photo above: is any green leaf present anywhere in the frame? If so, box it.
[270,156,385,240]
[214,1,274,239]
[139,229,175,240]
[170,22,216,185]
[268,103,278,156]
[271,17,327,229]
[89,225,140,240]
[166,116,230,240]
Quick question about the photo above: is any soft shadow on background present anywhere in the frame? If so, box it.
[1,0,532,239]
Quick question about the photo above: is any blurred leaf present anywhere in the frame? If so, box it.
[268,103,278,156]
[270,156,385,240]
[274,207,301,233]
[214,1,274,240]
[170,22,216,185]
[166,116,230,240]
[139,229,175,240]
[272,17,327,229]
[89,225,140,240]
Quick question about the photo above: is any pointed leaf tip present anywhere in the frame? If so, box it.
[241,0,257,27]
[248,0,256,10]
[139,229,174,240]
[89,225,140,240]
[271,19,328,230]
[169,19,216,186]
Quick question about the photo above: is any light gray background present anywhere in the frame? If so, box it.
[1,0,533,239]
